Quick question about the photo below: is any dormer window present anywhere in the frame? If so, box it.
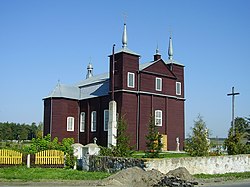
[155,77,162,91]
[127,72,135,88]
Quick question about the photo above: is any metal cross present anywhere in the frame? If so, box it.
[123,12,127,24]
[227,86,240,136]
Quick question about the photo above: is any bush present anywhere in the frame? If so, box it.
[185,115,210,157]
[224,132,246,155]
[224,117,250,155]
[145,116,163,158]
[99,117,134,157]
[21,134,76,168]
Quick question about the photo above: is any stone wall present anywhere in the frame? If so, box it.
[88,155,145,173]
[88,154,250,174]
[144,154,250,174]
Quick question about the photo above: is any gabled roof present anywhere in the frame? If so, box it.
[44,73,110,100]
[139,59,161,71]
[77,73,109,87]
[44,59,182,101]
[79,79,109,100]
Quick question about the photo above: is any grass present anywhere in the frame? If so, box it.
[132,151,190,158]
[1,166,250,182]
[195,172,250,180]
[0,166,111,182]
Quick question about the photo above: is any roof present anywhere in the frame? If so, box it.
[44,83,79,100]
[139,59,161,70]
[79,79,109,100]
[44,59,182,101]
[77,73,109,87]
[114,47,140,57]
[165,59,184,67]
[44,73,109,100]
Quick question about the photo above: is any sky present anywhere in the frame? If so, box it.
[0,0,249,138]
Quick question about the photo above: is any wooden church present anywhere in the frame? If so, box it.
[43,23,185,151]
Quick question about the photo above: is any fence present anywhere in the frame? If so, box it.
[0,149,22,165]
[35,150,64,165]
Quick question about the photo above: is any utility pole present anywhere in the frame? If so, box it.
[108,44,117,147]
[111,44,115,101]
[227,86,240,136]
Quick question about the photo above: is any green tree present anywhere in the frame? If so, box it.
[100,116,133,157]
[36,122,43,138]
[224,117,250,155]
[185,115,210,157]
[224,131,246,155]
[114,116,133,157]
[145,116,163,158]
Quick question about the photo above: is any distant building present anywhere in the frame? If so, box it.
[43,23,185,151]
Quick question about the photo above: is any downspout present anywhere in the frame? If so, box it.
[136,71,140,150]
[50,97,53,136]
[77,100,80,143]
[165,97,168,136]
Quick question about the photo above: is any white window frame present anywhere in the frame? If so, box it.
[176,82,181,95]
[155,77,162,91]
[67,116,74,131]
[104,110,109,131]
[80,112,85,132]
[91,111,97,132]
[155,110,162,126]
[127,72,135,88]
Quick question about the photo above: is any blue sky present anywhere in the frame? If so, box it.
[0,0,249,138]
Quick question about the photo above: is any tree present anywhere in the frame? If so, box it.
[36,122,43,138]
[185,115,210,157]
[224,117,250,155]
[114,116,133,157]
[100,116,133,157]
[145,116,163,158]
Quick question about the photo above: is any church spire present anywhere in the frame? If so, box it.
[86,62,93,79]
[122,23,128,48]
[156,43,160,54]
[168,36,173,60]
[154,43,161,61]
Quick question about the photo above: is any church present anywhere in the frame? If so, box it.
[43,23,185,151]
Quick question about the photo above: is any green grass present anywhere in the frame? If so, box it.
[0,166,111,182]
[195,172,250,180]
[132,151,190,158]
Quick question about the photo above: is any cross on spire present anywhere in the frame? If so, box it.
[123,12,127,24]
[227,86,240,136]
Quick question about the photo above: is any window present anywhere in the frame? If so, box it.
[155,110,162,126]
[176,82,181,95]
[127,72,135,88]
[67,117,74,131]
[104,110,109,131]
[91,111,97,132]
[155,77,162,91]
[80,112,85,132]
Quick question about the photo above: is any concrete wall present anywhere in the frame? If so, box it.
[144,154,250,174]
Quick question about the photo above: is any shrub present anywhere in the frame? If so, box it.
[185,115,210,157]
[145,116,163,158]
[99,117,134,157]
